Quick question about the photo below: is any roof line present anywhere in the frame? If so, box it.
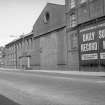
[34,26,66,38]
[47,2,64,6]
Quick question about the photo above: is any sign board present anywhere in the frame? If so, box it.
[81,53,98,61]
[79,23,98,65]
[98,22,105,65]
[79,21,105,65]
[100,52,105,59]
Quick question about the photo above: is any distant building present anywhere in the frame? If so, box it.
[65,0,105,71]
[0,47,5,67]
[4,32,33,69]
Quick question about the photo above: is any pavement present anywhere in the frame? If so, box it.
[0,68,105,105]
[0,67,105,76]
[30,70,105,76]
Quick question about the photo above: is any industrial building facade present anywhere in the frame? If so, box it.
[0,47,5,67]
[65,0,105,71]
[4,1,105,71]
[4,33,34,69]
[4,3,69,70]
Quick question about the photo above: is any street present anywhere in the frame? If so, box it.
[0,95,20,105]
[0,70,105,105]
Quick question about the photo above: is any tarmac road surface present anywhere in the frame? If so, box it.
[0,95,21,105]
[0,69,105,105]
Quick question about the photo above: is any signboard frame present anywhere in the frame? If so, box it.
[79,20,105,66]
[79,22,99,66]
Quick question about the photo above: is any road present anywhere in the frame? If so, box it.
[0,70,105,105]
[0,95,21,105]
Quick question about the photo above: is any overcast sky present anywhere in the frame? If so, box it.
[0,0,64,46]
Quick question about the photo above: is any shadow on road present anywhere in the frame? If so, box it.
[0,95,21,105]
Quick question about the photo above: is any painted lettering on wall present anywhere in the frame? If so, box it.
[81,42,97,52]
[80,22,105,62]
[99,29,105,39]
[81,53,98,60]
[80,26,97,61]
[83,32,95,42]
[81,31,97,52]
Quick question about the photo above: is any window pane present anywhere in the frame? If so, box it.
[70,13,77,27]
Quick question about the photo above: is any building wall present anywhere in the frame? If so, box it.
[33,3,65,37]
[65,0,105,71]
[67,30,79,70]
[32,3,67,70]
[78,19,105,72]
[4,3,78,71]
[57,28,67,65]
[65,0,105,25]
[4,3,69,70]
[13,27,66,70]
[4,34,34,69]
[40,32,58,69]
[65,0,80,70]
[4,44,16,68]
[32,27,67,70]
[19,35,34,69]
[89,0,104,20]
[77,2,89,24]
[0,47,5,67]
[30,37,40,69]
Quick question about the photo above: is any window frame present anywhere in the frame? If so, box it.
[70,12,77,27]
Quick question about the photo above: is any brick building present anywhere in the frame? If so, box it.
[32,3,67,70]
[65,0,105,71]
[4,1,105,71]
[4,3,68,70]
[5,33,33,69]
[0,47,5,67]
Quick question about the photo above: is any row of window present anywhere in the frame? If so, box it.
[6,60,16,65]
[6,54,15,60]
[7,38,33,52]
[67,0,105,28]
[66,12,77,28]
[6,38,34,63]
[16,38,33,49]
[66,0,88,28]
[68,0,88,9]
